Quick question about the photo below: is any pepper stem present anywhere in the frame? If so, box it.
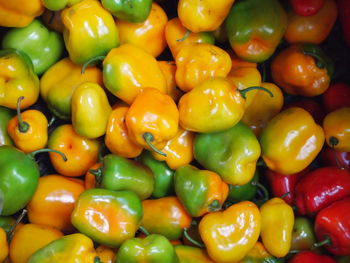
[176,29,191,42]
[208,200,221,212]
[143,132,167,157]
[27,149,67,162]
[183,228,205,248]
[16,96,29,133]
[138,226,150,236]
[312,236,332,249]
[89,168,103,185]
[7,209,27,242]
[81,56,106,74]
[280,191,291,199]
[48,115,56,127]
[252,181,269,204]
[94,257,102,263]
[239,86,274,100]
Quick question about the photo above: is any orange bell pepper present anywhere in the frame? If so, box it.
[157,61,183,103]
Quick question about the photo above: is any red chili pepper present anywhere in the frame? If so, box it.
[294,167,350,215]
[288,251,336,263]
[265,168,308,205]
[283,98,325,124]
[289,0,326,16]
[315,197,350,255]
[320,146,350,170]
[337,0,350,48]
[322,82,350,113]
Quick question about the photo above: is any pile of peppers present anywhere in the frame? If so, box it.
[1,0,350,262]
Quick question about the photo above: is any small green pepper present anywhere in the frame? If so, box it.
[42,0,82,11]
[291,217,317,251]
[0,107,15,146]
[227,171,259,203]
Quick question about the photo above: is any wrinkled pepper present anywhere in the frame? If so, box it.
[194,121,261,185]
[291,217,317,251]
[42,0,82,11]
[71,189,143,247]
[0,106,15,146]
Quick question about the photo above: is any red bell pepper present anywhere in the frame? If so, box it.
[322,82,350,113]
[320,146,350,170]
[337,0,350,48]
[283,98,325,124]
[315,197,350,255]
[288,251,336,263]
[289,0,326,16]
[294,167,350,215]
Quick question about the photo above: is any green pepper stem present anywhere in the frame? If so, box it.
[183,228,205,248]
[176,29,191,42]
[251,181,269,204]
[239,86,274,100]
[280,192,291,199]
[89,168,103,185]
[94,256,102,263]
[7,209,27,242]
[27,149,67,162]
[81,55,106,74]
[312,236,332,249]
[208,200,221,212]
[16,96,29,133]
[302,50,326,70]
[329,137,339,147]
[138,226,150,236]
[143,132,167,157]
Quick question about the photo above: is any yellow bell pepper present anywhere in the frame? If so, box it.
[157,61,183,103]
[260,198,294,258]
[0,227,8,263]
[199,201,261,263]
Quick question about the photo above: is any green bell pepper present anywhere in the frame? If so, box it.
[227,171,259,204]
[138,150,175,198]
[91,154,154,200]
[194,122,261,186]
[291,217,317,251]
[101,0,152,23]
[225,0,287,62]
[42,0,82,11]
[116,234,179,263]
[2,19,63,75]
[0,107,15,146]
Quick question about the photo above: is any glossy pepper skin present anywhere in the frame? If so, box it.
[0,107,15,146]
[27,233,98,263]
[271,44,334,97]
[323,107,350,152]
[322,83,350,113]
[291,217,317,251]
[260,107,325,175]
[102,0,151,23]
[26,175,85,232]
[285,0,337,44]
[260,198,294,258]
[289,0,325,16]
[0,0,44,28]
[116,2,168,58]
[178,0,235,33]
[239,241,285,263]
[199,201,261,263]
[102,44,167,105]
[71,82,112,139]
[225,0,287,63]
[71,189,142,247]
[174,245,214,263]
[175,43,232,92]
[42,0,82,11]
[116,234,178,263]
[194,121,261,185]
[320,146,350,170]
[174,165,229,217]
[0,49,39,110]
[125,88,179,155]
[288,251,336,263]
[2,19,63,75]
[0,227,8,262]
[294,167,350,216]
[227,171,259,204]
[61,0,119,65]
[141,196,192,240]
[157,61,183,103]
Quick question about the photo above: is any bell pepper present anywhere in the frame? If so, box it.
[47,124,101,177]
[116,234,178,263]
[141,196,192,240]
[9,223,63,263]
[315,197,350,255]
[289,0,325,16]
[7,96,48,153]
[2,19,63,75]
[260,107,325,175]
[0,49,39,110]
[225,0,287,63]
[42,0,82,11]
[288,251,336,263]
[0,146,65,216]
[239,241,285,263]
[284,98,325,125]
[27,233,98,263]
[102,44,167,104]
[227,171,259,204]
[0,0,44,28]
[323,107,350,152]
[337,0,350,48]
[157,61,183,103]
[175,43,232,92]
[260,198,294,258]
[104,104,143,158]
[164,17,215,59]
[116,2,168,58]
[91,154,154,200]
[174,245,214,263]
[26,175,85,232]
[71,82,112,139]
[322,83,350,113]
[174,164,229,217]
[61,0,119,65]
[177,0,235,33]
[0,227,8,262]
[71,189,143,247]
[284,0,337,44]
[294,167,350,215]
[194,121,261,185]
[40,57,103,120]
[291,217,317,251]
[125,87,179,156]
[320,146,350,170]
[0,216,17,235]
[199,201,261,263]
[271,43,334,97]
[138,150,175,198]
[150,127,194,170]
[0,106,15,146]
[95,245,115,263]
[101,0,151,23]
